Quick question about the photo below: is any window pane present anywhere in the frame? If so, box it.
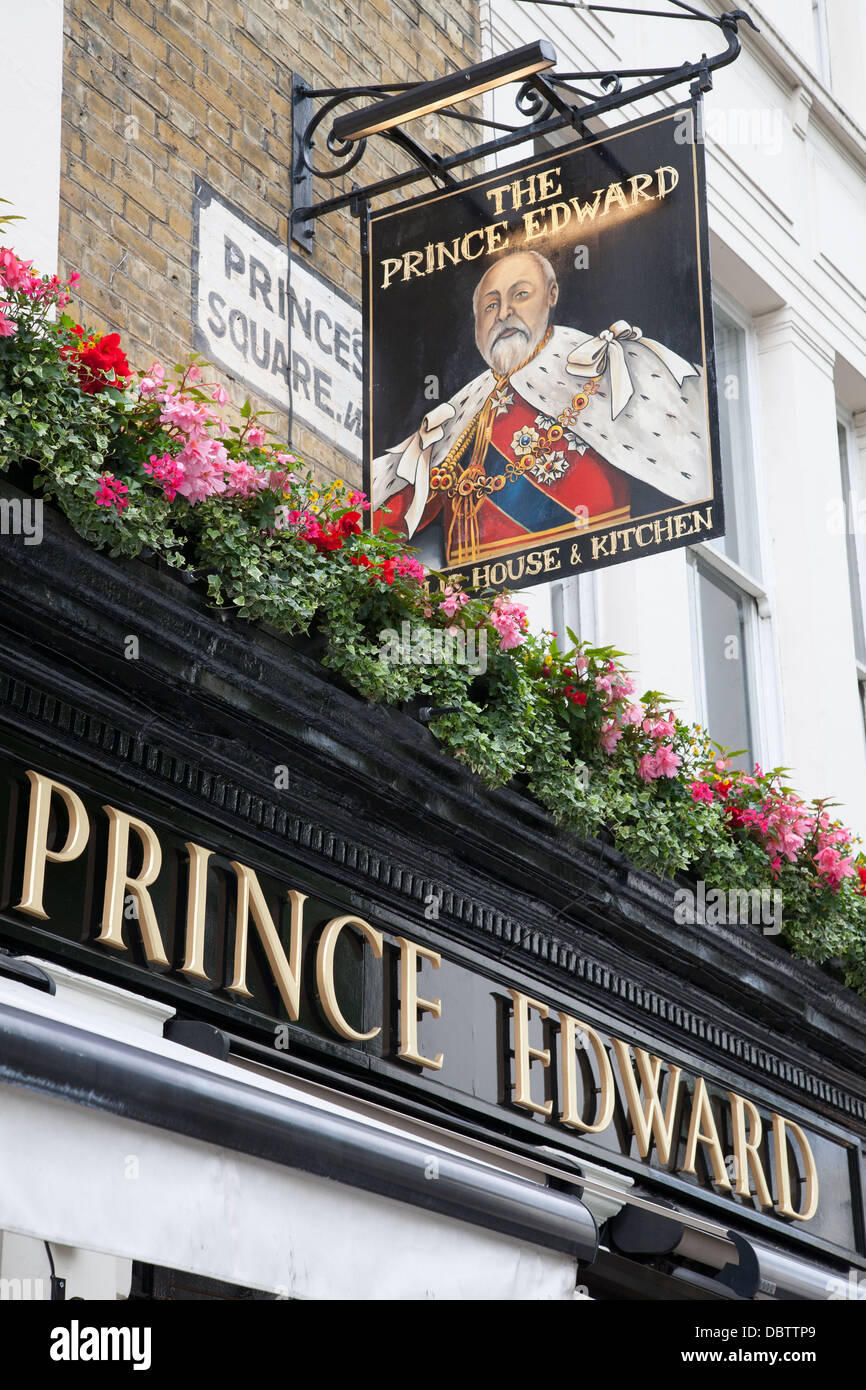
[812,0,831,84]
[698,562,754,770]
[838,421,866,666]
[711,307,762,580]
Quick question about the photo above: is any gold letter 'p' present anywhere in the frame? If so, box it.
[16,771,89,920]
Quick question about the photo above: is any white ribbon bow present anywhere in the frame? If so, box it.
[566,320,698,419]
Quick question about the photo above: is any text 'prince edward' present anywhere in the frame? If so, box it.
[372,249,711,568]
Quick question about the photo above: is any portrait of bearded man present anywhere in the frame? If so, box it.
[371,248,711,570]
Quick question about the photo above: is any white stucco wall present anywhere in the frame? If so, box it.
[487,0,866,834]
[0,0,65,273]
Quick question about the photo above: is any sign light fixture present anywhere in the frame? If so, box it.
[330,41,558,145]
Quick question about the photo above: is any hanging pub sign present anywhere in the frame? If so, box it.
[364,100,723,590]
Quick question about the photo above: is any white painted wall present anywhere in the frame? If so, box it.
[488,0,866,833]
[0,0,65,272]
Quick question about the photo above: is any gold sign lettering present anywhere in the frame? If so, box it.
[97,806,169,966]
[396,936,444,1070]
[772,1114,820,1221]
[16,771,89,920]
[228,867,306,1021]
[559,1013,615,1134]
[180,842,214,982]
[316,914,383,1042]
[681,1076,732,1189]
[726,1090,773,1208]
[611,1039,683,1165]
[509,989,552,1116]
[3,763,829,1226]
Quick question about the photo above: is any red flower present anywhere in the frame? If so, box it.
[63,328,132,394]
[338,509,362,537]
[571,691,587,706]
[310,522,345,553]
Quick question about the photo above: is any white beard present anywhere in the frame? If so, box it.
[482,323,542,376]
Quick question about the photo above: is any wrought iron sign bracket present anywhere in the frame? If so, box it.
[290,4,757,250]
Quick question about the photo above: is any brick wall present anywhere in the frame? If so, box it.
[59,0,481,485]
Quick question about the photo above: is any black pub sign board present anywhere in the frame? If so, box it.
[0,740,862,1265]
[365,101,723,591]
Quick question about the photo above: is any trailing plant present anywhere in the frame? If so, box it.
[2,231,866,996]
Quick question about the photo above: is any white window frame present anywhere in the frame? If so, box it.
[551,572,599,647]
[835,407,866,743]
[687,289,783,770]
[812,0,832,88]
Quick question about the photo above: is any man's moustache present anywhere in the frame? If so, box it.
[491,321,529,348]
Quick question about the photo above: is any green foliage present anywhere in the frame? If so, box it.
[3,231,866,1001]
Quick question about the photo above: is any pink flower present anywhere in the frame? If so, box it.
[139,363,166,397]
[394,554,425,583]
[575,656,589,675]
[174,438,227,503]
[160,395,213,433]
[653,745,681,778]
[600,722,622,755]
[610,679,636,700]
[691,781,714,803]
[595,675,613,697]
[223,459,268,499]
[489,594,528,650]
[814,845,856,893]
[94,473,129,511]
[266,468,295,493]
[0,247,34,292]
[246,426,266,447]
[144,453,185,501]
[620,704,643,726]
[651,717,676,740]
[0,307,16,338]
[440,586,468,619]
[638,753,659,782]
